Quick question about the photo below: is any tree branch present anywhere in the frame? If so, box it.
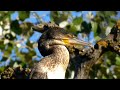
[74,20,120,79]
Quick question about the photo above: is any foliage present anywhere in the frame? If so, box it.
[0,11,120,79]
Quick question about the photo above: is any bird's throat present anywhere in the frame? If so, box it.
[51,45,70,70]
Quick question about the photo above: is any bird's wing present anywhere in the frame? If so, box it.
[30,71,48,79]
[29,63,48,79]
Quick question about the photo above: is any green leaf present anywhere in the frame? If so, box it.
[26,40,33,49]
[91,21,102,37]
[10,20,22,35]
[3,43,13,56]
[29,50,36,57]
[69,24,78,35]
[114,66,120,78]
[80,21,92,34]
[116,56,120,66]
[103,11,117,17]
[94,36,101,41]
[50,11,70,24]
[1,56,8,61]
[93,14,104,23]
[0,11,11,21]
[0,41,5,50]
[106,59,111,66]
[0,66,5,73]
[91,21,98,33]
[73,17,83,25]
[18,11,30,21]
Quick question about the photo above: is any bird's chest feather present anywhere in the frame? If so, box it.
[47,65,65,79]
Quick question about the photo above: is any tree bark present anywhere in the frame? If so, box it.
[74,22,120,79]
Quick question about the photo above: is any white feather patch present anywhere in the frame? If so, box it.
[47,66,65,79]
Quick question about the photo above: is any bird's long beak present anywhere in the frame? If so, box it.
[62,38,92,47]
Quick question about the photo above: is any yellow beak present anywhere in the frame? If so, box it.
[62,38,92,47]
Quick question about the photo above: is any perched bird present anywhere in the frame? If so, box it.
[29,22,91,79]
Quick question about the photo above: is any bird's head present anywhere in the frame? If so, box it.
[32,22,92,56]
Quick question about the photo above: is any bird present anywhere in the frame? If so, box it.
[29,22,91,79]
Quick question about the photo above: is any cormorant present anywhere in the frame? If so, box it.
[30,22,91,79]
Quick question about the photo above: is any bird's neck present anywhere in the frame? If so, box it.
[51,45,70,68]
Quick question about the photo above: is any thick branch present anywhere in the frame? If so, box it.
[0,66,31,79]
[74,21,120,79]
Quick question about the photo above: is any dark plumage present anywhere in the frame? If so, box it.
[38,27,75,56]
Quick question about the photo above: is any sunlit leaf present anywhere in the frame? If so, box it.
[73,17,83,25]
[91,21,98,33]
[18,11,30,21]
[115,56,120,66]
[59,21,69,28]
[68,24,78,35]
[105,26,112,36]
[0,67,5,73]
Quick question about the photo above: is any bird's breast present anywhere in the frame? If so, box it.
[47,65,65,79]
